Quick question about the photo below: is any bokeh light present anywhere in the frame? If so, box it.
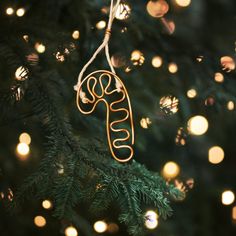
[140,117,152,129]
[16,143,30,156]
[146,0,169,18]
[115,3,131,20]
[107,223,119,233]
[162,161,180,179]
[65,226,78,236]
[187,89,197,98]
[34,216,46,227]
[232,206,236,220]
[96,20,106,29]
[72,30,80,39]
[145,210,159,229]
[187,115,208,136]
[221,56,235,72]
[94,221,107,233]
[131,50,145,66]
[16,8,25,17]
[222,191,235,205]
[19,132,31,145]
[208,146,224,164]
[152,56,163,68]
[6,7,14,15]
[214,72,224,83]
[15,66,29,81]
[175,0,191,7]
[160,95,179,115]
[35,43,46,53]
[168,62,178,73]
[227,101,234,110]
[42,200,52,209]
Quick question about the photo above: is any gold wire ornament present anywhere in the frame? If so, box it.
[74,0,134,163]
[76,70,134,162]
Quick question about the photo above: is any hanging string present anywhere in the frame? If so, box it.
[74,0,121,95]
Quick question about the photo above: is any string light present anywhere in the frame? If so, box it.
[35,43,46,53]
[187,115,208,136]
[42,200,52,209]
[93,221,108,233]
[208,146,224,164]
[146,0,169,18]
[152,56,163,68]
[214,72,224,83]
[16,8,25,17]
[232,206,236,220]
[107,223,119,233]
[145,210,159,229]
[15,66,29,81]
[227,101,234,110]
[175,0,191,7]
[16,143,30,157]
[96,20,106,29]
[162,161,180,179]
[140,117,152,129]
[34,216,46,227]
[220,56,235,72]
[65,226,78,236]
[72,30,80,39]
[6,7,14,15]
[131,50,145,66]
[19,132,31,145]
[168,62,178,73]
[115,3,131,20]
[187,89,197,98]
[160,95,179,115]
[222,190,235,205]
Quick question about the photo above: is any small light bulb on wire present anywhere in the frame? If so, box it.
[145,210,159,229]
[16,8,25,17]
[152,56,163,68]
[65,226,78,236]
[93,221,107,233]
[96,20,106,29]
[6,7,14,15]
[222,191,235,205]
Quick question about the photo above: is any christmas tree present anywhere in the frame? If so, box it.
[0,0,236,236]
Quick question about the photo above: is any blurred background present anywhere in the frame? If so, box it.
[0,0,236,235]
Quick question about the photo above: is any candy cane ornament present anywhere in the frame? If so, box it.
[74,0,135,163]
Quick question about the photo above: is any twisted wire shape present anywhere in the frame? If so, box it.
[76,70,134,162]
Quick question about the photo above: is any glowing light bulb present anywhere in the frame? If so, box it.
[65,226,78,236]
[187,115,208,136]
[146,0,169,18]
[187,89,197,98]
[94,221,107,233]
[214,72,224,83]
[15,66,29,81]
[227,101,234,110]
[145,210,159,229]
[175,0,191,7]
[232,206,236,220]
[16,143,30,156]
[140,117,152,129]
[168,62,178,73]
[221,56,235,72]
[35,43,46,53]
[19,132,31,145]
[96,20,106,29]
[208,146,224,164]
[162,161,180,179]
[152,56,163,68]
[6,7,14,15]
[16,8,25,17]
[72,30,80,39]
[115,3,131,20]
[34,216,46,227]
[42,200,52,209]
[222,191,235,205]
